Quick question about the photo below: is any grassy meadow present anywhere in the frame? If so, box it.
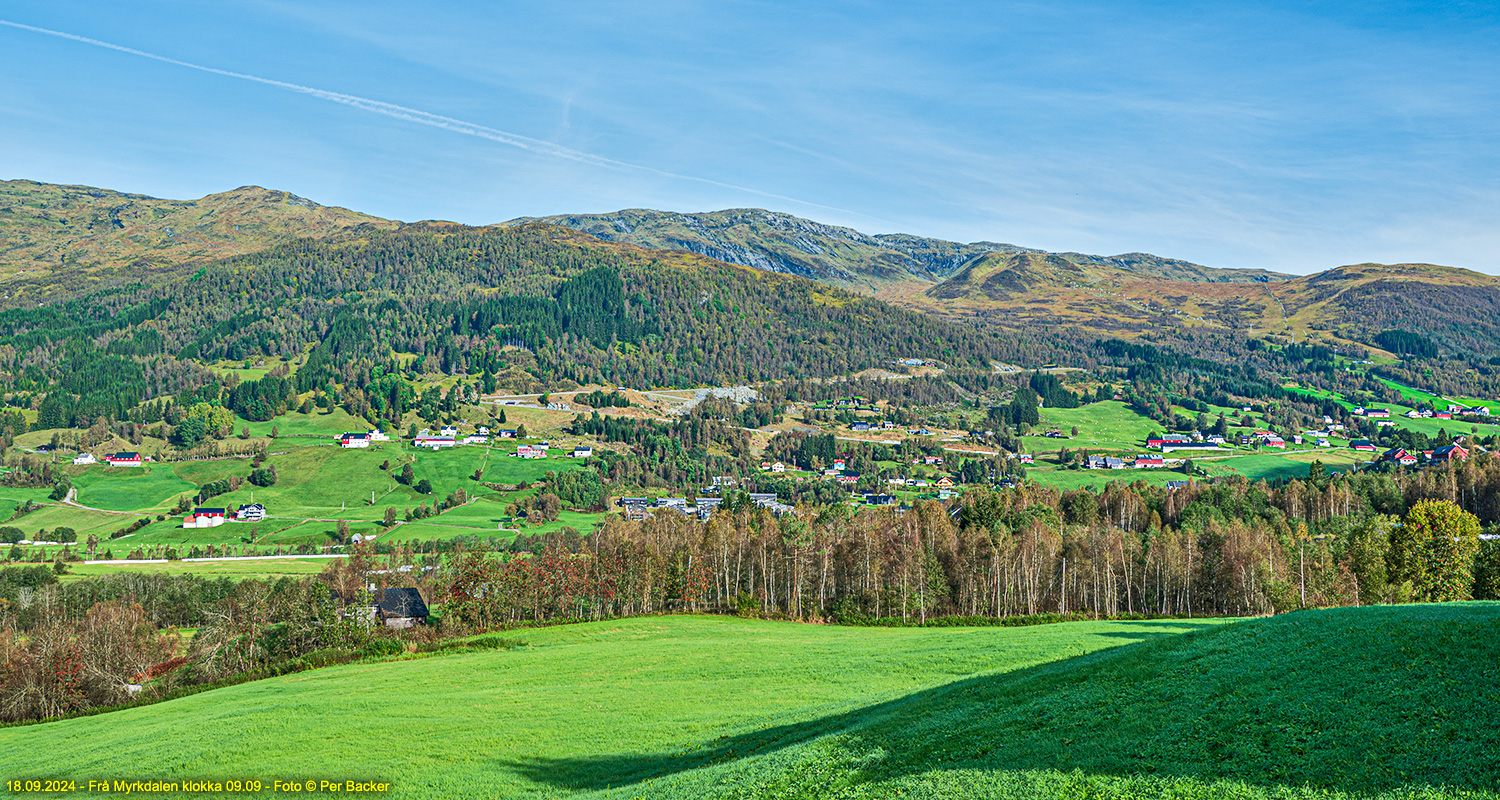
[61,556,336,582]
[1038,400,1159,451]
[3,605,1496,798]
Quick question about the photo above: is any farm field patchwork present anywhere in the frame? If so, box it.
[2,605,1495,798]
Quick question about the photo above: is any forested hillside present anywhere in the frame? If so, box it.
[0,222,1061,424]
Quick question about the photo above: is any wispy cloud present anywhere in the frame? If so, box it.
[0,18,862,217]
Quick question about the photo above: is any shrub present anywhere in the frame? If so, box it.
[248,467,277,487]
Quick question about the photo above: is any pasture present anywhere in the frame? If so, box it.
[61,556,336,582]
[2,605,1496,798]
[1039,401,1159,451]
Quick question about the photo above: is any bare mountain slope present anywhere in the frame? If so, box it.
[0,180,396,298]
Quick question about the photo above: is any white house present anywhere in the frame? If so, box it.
[72,453,96,465]
[235,503,267,521]
[572,446,593,458]
[440,425,459,437]
[770,462,786,473]
[367,429,391,442]
[414,437,457,449]
[463,435,489,445]
[339,433,371,448]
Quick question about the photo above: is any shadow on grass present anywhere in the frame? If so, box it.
[495,606,1500,796]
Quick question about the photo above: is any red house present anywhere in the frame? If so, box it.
[1430,444,1470,463]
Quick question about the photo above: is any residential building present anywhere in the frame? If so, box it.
[235,503,267,521]
[1431,444,1470,463]
[72,453,96,465]
[371,587,429,629]
[1382,448,1418,466]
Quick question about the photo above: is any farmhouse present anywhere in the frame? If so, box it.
[235,503,267,521]
[371,587,429,629]
[414,436,457,449]
[183,508,226,529]
[106,452,144,467]
[496,429,517,439]
[72,453,96,465]
[367,429,391,442]
[770,462,786,473]
[863,493,897,506]
[1430,444,1470,463]
[515,444,546,459]
[848,421,871,432]
[463,435,489,445]
[440,425,459,437]
[338,433,371,448]
[1382,448,1418,467]
[572,446,593,458]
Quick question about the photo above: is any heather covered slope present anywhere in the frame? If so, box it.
[3,606,1495,799]
[0,180,395,298]
[513,207,1287,293]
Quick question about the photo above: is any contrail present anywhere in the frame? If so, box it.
[0,18,865,217]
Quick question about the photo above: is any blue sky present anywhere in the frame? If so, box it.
[2,1,1497,273]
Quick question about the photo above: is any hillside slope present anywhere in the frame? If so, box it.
[3,606,1494,799]
[636,603,1500,798]
[512,207,1288,292]
[907,252,1500,353]
[0,222,1054,403]
[0,180,396,298]
[0,616,1222,798]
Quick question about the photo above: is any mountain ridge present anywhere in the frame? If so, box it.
[507,207,1293,290]
[5,178,1500,354]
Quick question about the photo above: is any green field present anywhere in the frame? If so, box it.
[5,605,1495,798]
[62,557,338,581]
[71,465,197,512]
[1039,401,1159,451]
